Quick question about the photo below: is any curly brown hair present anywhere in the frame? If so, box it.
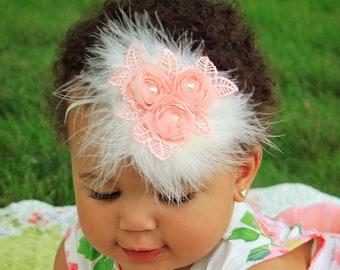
[51,0,277,141]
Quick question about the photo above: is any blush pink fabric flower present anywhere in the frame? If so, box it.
[147,95,195,143]
[132,101,193,160]
[109,45,239,160]
[128,63,170,111]
[175,68,215,113]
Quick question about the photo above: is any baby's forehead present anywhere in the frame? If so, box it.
[77,159,203,188]
[72,149,211,198]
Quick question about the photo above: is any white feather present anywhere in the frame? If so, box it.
[54,10,274,200]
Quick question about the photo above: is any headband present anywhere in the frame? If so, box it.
[55,11,270,199]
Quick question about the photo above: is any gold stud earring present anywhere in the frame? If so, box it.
[240,189,247,197]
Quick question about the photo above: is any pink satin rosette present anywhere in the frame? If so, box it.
[128,63,170,111]
[145,96,195,143]
[175,69,216,113]
[109,45,239,160]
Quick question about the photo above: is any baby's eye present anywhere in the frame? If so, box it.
[89,190,121,201]
[159,193,196,205]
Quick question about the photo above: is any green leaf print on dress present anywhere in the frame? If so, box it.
[240,211,261,230]
[228,227,260,242]
[247,245,271,262]
[94,256,115,270]
[227,211,275,262]
[78,236,116,270]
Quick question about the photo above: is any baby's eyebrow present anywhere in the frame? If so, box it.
[77,172,116,184]
[178,180,208,194]
[77,170,88,177]
[78,172,119,190]
[78,172,97,180]
[76,173,98,187]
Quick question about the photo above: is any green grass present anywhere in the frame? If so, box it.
[240,0,340,193]
[0,0,339,207]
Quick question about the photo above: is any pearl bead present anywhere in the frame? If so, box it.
[187,81,195,90]
[171,113,179,122]
[149,85,158,94]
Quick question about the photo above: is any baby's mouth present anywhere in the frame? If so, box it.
[122,246,166,262]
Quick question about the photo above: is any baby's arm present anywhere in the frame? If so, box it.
[54,239,68,270]
[249,240,313,270]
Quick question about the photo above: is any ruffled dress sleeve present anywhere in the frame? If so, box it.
[190,202,340,270]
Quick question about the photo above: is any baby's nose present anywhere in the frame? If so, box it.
[118,201,157,232]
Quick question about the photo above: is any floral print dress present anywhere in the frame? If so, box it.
[64,202,340,269]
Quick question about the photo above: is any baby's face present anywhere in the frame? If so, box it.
[67,110,241,270]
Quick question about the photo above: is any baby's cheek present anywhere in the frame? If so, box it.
[178,219,225,258]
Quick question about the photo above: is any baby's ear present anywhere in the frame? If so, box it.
[233,146,262,202]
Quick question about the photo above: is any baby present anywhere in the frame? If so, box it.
[51,0,340,269]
